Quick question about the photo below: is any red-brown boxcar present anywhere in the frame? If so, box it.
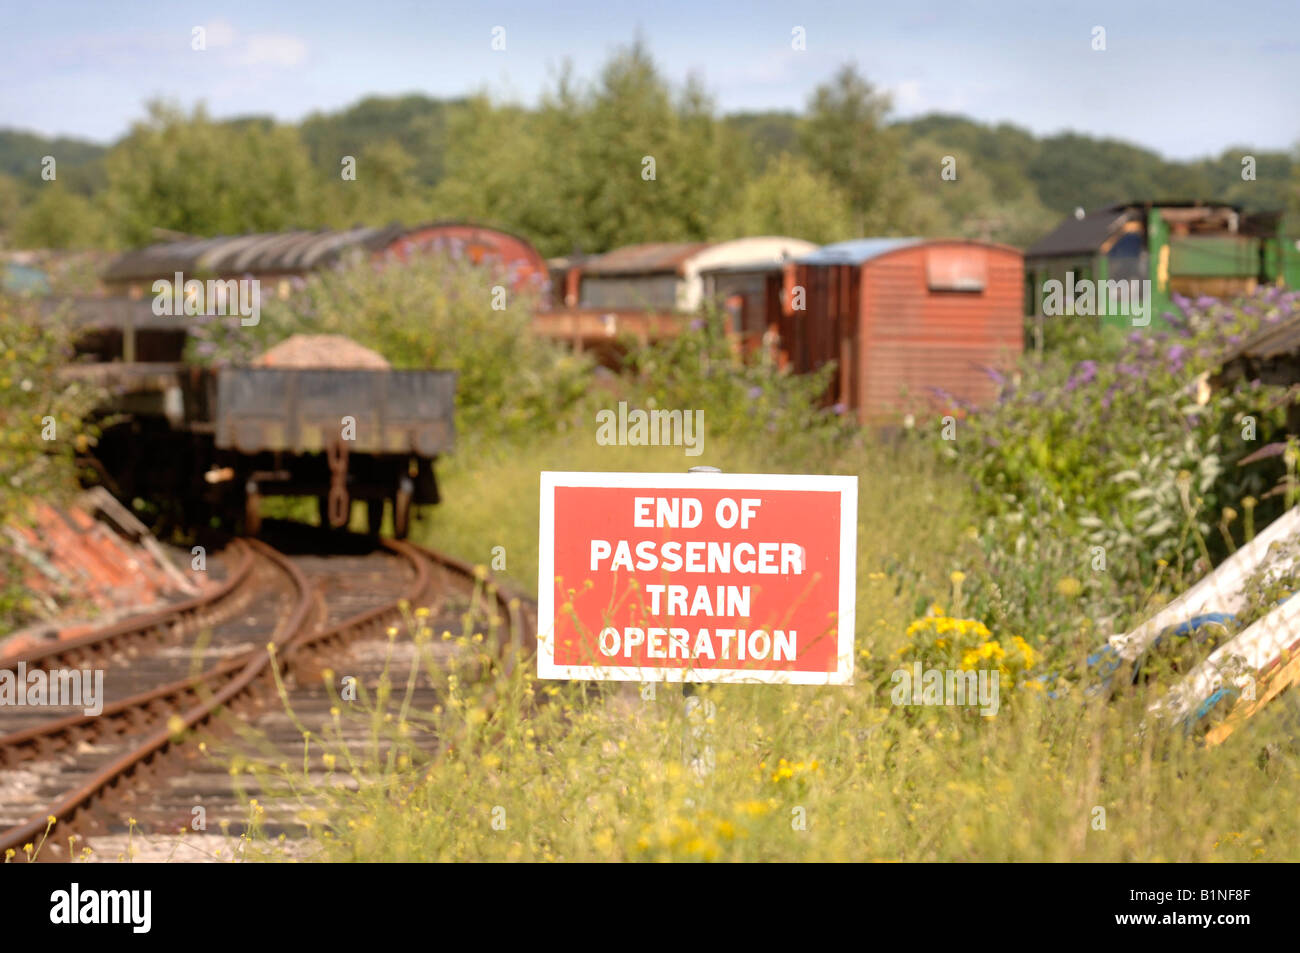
[782,238,1024,423]
[383,222,551,301]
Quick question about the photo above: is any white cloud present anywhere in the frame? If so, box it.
[891,79,925,112]
[240,34,308,68]
[203,19,236,49]
[887,78,970,115]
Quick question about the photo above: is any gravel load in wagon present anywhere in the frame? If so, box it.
[254,334,392,370]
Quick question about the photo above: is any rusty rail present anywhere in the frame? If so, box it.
[0,534,536,859]
[0,539,255,675]
[0,539,313,856]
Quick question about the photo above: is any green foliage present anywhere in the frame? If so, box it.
[0,130,107,197]
[325,138,432,227]
[429,97,545,242]
[0,174,23,235]
[625,309,855,465]
[0,293,101,634]
[435,42,743,257]
[299,94,458,190]
[903,139,1056,247]
[721,110,802,174]
[255,253,592,443]
[104,101,322,245]
[220,428,1300,863]
[943,290,1299,655]
[12,184,111,249]
[800,65,913,235]
[714,153,856,244]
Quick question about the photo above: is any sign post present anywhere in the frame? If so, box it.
[537,471,858,685]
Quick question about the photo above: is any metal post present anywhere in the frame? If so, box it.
[683,465,720,777]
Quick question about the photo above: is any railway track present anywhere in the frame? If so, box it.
[0,529,532,862]
[0,540,257,736]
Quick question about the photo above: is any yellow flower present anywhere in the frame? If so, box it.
[1056,577,1082,598]
[950,571,966,585]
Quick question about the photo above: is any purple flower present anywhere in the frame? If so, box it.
[747,385,762,400]
[980,364,1006,387]
[1064,360,1097,392]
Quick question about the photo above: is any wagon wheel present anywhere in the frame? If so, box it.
[245,490,262,536]
[367,499,385,536]
[393,480,413,540]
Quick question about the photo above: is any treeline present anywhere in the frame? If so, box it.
[1,41,1296,256]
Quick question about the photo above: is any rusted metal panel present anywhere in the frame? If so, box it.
[858,245,1023,421]
[581,242,712,276]
[532,309,690,347]
[215,368,456,457]
[100,223,547,299]
[382,223,550,299]
[784,241,1022,422]
[102,228,395,284]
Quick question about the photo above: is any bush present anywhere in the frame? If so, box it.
[943,287,1300,659]
[0,293,100,635]
[195,251,594,445]
[624,309,858,468]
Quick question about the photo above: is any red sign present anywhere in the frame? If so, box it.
[538,472,857,684]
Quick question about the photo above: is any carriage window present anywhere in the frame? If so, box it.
[926,248,987,292]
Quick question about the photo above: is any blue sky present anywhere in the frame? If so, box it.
[2,0,1296,159]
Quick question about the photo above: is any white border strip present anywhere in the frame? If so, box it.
[537,471,858,685]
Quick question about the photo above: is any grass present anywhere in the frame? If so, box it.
[232,427,1300,862]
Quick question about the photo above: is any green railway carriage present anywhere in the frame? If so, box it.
[1024,201,1298,336]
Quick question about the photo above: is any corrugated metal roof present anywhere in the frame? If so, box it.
[1220,311,1300,365]
[1024,206,1136,259]
[795,238,923,266]
[582,242,713,276]
[102,226,403,282]
[40,296,189,331]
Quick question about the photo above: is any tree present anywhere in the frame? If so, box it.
[432,95,543,237]
[799,65,911,235]
[432,41,742,257]
[0,175,23,241]
[13,184,109,249]
[104,101,322,245]
[323,138,430,227]
[300,94,456,189]
[715,153,854,243]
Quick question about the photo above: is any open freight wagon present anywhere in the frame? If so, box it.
[44,299,457,537]
[209,367,456,537]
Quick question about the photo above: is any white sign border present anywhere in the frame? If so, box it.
[537,470,858,685]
